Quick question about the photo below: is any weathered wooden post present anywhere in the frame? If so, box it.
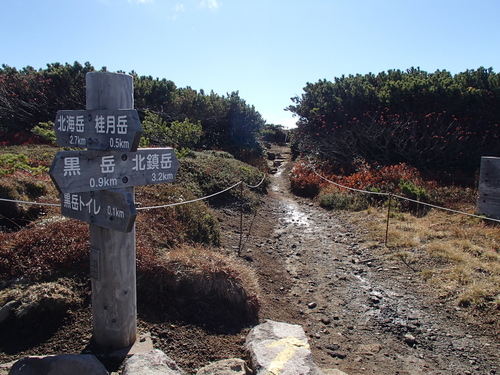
[49,72,179,349]
[87,72,137,348]
[477,156,500,219]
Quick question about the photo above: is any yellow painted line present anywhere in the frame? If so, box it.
[265,336,310,375]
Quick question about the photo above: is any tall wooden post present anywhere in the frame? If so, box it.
[477,156,500,219]
[87,72,137,348]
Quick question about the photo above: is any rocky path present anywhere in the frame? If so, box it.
[232,146,499,375]
[1,146,499,374]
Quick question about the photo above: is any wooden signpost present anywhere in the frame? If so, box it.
[60,190,136,233]
[49,72,179,349]
[54,109,142,150]
[50,148,179,194]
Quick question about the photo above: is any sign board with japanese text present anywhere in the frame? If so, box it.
[61,189,136,232]
[50,72,182,349]
[54,109,142,151]
[49,148,179,194]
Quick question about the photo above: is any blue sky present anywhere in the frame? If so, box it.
[2,0,499,128]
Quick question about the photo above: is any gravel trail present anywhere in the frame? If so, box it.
[238,146,500,375]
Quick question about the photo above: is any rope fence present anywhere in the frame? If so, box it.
[1,167,496,222]
[312,167,500,224]
[1,167,497,223]
[0,198,60,207]
[310,165,500,247]
[1,165,497,249]
[0,173,267,211]
[136,181,242,210]
[0,174,267,254]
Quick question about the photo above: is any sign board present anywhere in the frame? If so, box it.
[49,148,179,194]
[55,109,142,151]
[61,189,136,232]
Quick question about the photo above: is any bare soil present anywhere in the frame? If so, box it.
[1,145,499,374]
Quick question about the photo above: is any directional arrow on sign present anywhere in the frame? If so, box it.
[49,148,179,194]
[54,109,142,151]
[60,189,137,232]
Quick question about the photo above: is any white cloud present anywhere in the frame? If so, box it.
[174,3,186,12]
[167,0,219,21]
[168,3,186,21]
[197,0,220,10]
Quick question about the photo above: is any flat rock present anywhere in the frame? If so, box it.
[245,320,323,375]
[7,354,107,375]
[108,332,155,359]
[122,349,184,375]
[196,358,251,375]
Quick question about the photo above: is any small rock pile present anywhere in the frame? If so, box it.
[1,320,349,375]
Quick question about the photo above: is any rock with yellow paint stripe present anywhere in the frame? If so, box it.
[245,320,324,375]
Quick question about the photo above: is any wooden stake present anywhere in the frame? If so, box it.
[238,182,243,256]
[87,72,137,349]
[385,194,392,247]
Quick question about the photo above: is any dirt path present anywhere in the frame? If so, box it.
[225,146,499,375]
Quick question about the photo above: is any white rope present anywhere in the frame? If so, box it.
[313,169,389,196]
[390,193,500,223]
[311,166,500,224]
[0,174,267,212]
[242,173,267,189]
[136,181,242,210]
[6,163,494,224]
[0,197,60,207]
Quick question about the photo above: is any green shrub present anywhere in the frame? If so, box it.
[31,122,57,146]
[140,112,202,150]
[0,153,48,176]
[399,179,428,200]
[171,194,221,246]
[174,147,196,159]
[319,192,370,211]
[165,119,203,149]
[398,179,430,216]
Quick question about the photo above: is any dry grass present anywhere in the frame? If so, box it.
[355,205,500,313]
[162,246,260,308]
[137,244,261,326]
[0,278,81,321]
